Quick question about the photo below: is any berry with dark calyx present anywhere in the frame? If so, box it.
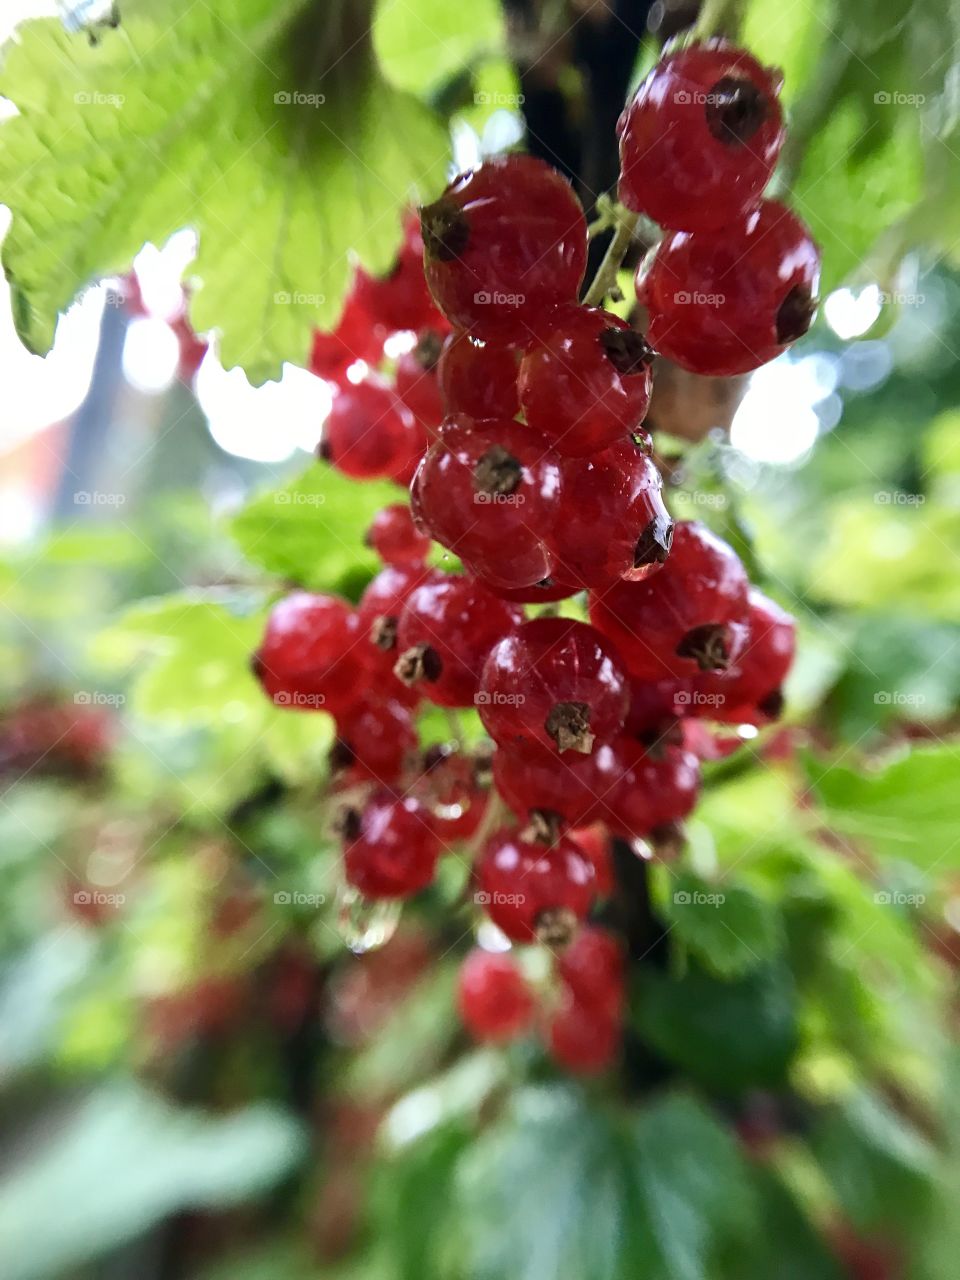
[395,572,523,707]
[357,563,436,653]
[438,330,520,420]
[414,416,563,590]
[517,307,654,457]
[618,41,785,233]
[607,737,701,840]
[589,521,750,681]
[492,740,622,828]
[332,698,417,785]
[415,745,489,840]
[548,993,620,1075]
[694,587,796,724]
[638,200,820,376]
[489,578,581,604]
[353,213,445,334]
[420,155,588,342]
[458,948,534,1042]
[557,926,624,1017]
[548,440,672,590]
[341,792,440,899]
[310,289,387,386]
[476,826,595,943]
[320,379,425,481]
[253,592,366,716]
[395,332,445,433]
[365,503,431,567]
[479,617,629,756]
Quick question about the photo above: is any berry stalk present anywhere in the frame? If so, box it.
[581,206,641,307]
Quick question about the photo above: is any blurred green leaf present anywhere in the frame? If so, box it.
[657,870,784,979]
[373,0,503,95]
[720,1169,845,1280]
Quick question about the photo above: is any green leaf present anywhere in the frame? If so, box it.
[0,1083,304,1280]
[720,1169,845,1280]
[373,0,504,96]
[657,869,783,979]
[457,1089,755,1280]
[230,463,400,592]
[0,1,448,383]
[805,744,960,870]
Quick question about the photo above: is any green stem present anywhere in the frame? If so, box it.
[693,0,746,40]
[582,208,641,307]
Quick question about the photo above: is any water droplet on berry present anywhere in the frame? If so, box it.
[335,884,402,954]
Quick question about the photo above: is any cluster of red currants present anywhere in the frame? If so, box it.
[252,38,810,1075]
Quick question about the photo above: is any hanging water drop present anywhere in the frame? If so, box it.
[335,883,402,954]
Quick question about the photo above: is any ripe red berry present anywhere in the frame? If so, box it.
[365,503,431,567]
[607,738,701,839]
[320,379,424,481]
[332,698,417,785]
[488,579,580,604]
[413,416,563,591]
[618,41,785,232]
[357,563,436,658]
[492,740,621,828]
[517,307,654,456]
[624,674,692,741]
[479,617,629,756]
[438,330,520,420]
[395,333,445,433]
[557,926,624,1017]
[394,572,523,707]
[695,587,796,723]
[252,592,366,716]
[341,792,440,899]
[589,521,750,681]
[310,290,386,386]
[548,994,620,1075]
[475,827,595,943]
[638,200,820,376]
[353,214,445,333]
[415,746,489,841]
[458,948,534,1042]
[419,155,588,343]
[569,823,615,898]
[548,440,672,590]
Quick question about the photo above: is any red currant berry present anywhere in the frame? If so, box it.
[557,926,624,1018]
[475,827,595,943]
[638,200,820,376]
[458,948,534,1042]
[341,792,440,900]
[419,155,588,343]
[395,332,445,433]
[252,593,365,716]
[589,521,750,681]
[618,41,785,232]
[479,617,629,756]
[607,738,701,839]
[365,504,431,568]
[624,674,692,741]
[517,307,654,456]
[695,587,795,723]
[414,416,563,590]
[415,745,489,841]
[310,290,386,386]
[357,563,436,655]
[395,572,523,707]
[488,579,580,604]
[320,379,424,482]
[569,823,614,897]
[438,330,520,419]
[548,440,672,590]
[548,994,620,1075]
[332,698,417,785]
[492,741,621,828]
[353,213,445,333]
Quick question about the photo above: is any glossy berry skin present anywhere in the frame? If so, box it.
[395,573,523,707]
[458,949,534,1042]
[438,331,520,420]
[413,416,563,590]
[252,592,365,717]
[548,996,620,1075]
[415,747,489,841]
[419,155,588,343]
[618,41,785,233]
[479,618,629,756]
[395,336,445,433]
[624,674,693,741]
[489,579,580,604]
[695,587,796,723]
[342,792,440,900]
[476,828,595,942]
[353,214,445,334]
[589,521,750,682]
[357,563,435,653]
[320,379,424,481]
[558,926,624,1017]
[548,440,672,590]
[607,738,701,839]
[365,504,431,567]
[492,741,621,828]
[333,698,417,785]
[518,307,653,456]
[638,200,821,376]
[310,290,386,386]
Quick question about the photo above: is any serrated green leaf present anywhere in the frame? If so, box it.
[0,0,448,383]
[373,0,504,96]
[657,869,783,979]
